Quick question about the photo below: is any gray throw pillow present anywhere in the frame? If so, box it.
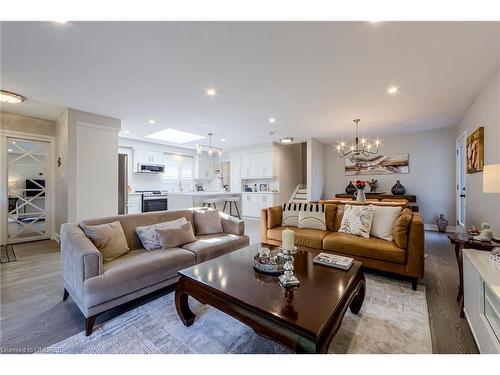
[82,221,130,262]
[136,217,188,250]
[193,209,223,235]
[156,222,196,248]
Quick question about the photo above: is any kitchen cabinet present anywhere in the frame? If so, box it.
[133,149,165,170]
[230,154,242,192]
[241,193,278,218]
[194,154,214,180]
[240,150,276,179]
[127,194,142,214]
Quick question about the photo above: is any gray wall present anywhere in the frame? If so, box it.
[456,67,500,233]
[324,126,457,225]
[307,138,326,201]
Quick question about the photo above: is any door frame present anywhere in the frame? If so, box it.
[0,129,56,245]
[456,131,467,231]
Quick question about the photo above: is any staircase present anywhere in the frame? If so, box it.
[289,184,308,203]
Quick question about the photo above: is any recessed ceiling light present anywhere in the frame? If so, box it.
[221,138,226,142]
[206,88,217,97]
[268,117,277,124]
[123,130,131,134]
[280,137,294,144]
[1,90,25,104]
[387,86,398,94]
[146,128,205,144]
[54,21,67,24]
[8,148,13,152]
[148,119,156,124]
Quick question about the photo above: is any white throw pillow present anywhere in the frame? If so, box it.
[281,203,302,227]
[297,204,327,230]
[338,204,374,239]
[370,205,402,241]
[136,217,188,250]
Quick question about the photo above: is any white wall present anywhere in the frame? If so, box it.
[0,111,55,136]
[307,138,326,201]
[324,127,457,225]
[456,67,500,233]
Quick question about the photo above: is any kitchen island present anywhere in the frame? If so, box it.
[168,191,241,212]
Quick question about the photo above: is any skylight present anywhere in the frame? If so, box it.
[146,128,205,144]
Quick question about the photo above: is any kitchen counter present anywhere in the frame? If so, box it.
[168,191,242,211]
[169,191,241,196]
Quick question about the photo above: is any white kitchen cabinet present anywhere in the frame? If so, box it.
[194,154,214,180]
[127,194,142,214]
[133,149,165,169]
[230,154,242,192]
[241,193,278,218]
[239,150,276,179]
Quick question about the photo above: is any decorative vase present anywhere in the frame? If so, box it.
[437,214,448,233]
[354,188,366,202]
[391,180,406,195]
[346,181,357,195]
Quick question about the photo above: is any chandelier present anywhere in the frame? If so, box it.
[197,133,222,156]
[336,119,381,159]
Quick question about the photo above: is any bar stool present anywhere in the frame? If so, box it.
[223,196,241,219]
[202,198,220,209]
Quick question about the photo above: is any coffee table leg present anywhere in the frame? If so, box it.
[349,276,366,314]
[455,243,464,302]
[175,279,196,327]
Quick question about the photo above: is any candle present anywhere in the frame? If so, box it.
[282,228,295,250]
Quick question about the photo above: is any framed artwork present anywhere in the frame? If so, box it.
[345,153,409,176]
[466,127,484,174]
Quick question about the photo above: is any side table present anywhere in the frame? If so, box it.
[448,233,498,318]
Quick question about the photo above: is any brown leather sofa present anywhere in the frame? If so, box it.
[260,204,424,290]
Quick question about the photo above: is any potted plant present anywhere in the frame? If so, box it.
[353,180,367,202]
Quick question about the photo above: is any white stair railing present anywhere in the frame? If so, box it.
[289,184,308,203]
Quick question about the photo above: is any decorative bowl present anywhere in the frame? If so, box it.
[253,251,285,275]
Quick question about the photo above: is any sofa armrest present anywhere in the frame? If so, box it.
[220,213,245,236]
[405,212,425,278]
[260,208,269,242]
[60,223,103,296]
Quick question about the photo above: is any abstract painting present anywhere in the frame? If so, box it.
[466,126,484,174]
[345,153,409,176]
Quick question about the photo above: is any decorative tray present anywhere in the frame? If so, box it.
[253,251,285,275]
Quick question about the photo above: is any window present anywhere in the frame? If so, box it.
[163,153,194,182]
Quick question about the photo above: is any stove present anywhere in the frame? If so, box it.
[135,191,168,212]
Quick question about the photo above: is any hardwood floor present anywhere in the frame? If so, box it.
[0,222,478,353]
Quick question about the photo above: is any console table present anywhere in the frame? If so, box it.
[448,233,498,318]
[335,193,417,202]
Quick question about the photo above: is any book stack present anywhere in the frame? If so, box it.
[313,252,354,270]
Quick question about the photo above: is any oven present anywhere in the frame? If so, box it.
[142,196,168,212]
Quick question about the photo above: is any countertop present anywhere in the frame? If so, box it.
[241,191,279,194]
[464,249,500,299]
[168,191,242,196]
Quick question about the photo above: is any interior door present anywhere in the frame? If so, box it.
[6,137,50,243]
[456,132,467,231]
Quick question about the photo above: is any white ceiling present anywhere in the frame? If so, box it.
[1,21,500,149]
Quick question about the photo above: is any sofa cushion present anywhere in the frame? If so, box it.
[136,217,188,250]
[83,248,195,308]
[181,233,249,262]
[297,203,327,230]
[193,209,223,235]
[370,205,402,241]
[393,209,413,249]
[81,221,130,262]
[267,206,282,229]
[157,221,196,248]
[338,204,374,239]
[281,203,301,227]
[323,232,406,264]
[267,226,331,250]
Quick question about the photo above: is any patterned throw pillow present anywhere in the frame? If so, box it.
[338,204,374,239]
[297,204,327,230]
[281,203,303,227]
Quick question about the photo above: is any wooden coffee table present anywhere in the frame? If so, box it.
[175,243,365,353]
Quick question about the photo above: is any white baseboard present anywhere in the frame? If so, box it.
[424,224,457,233]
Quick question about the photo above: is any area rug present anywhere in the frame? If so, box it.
[49,273,432,354]
[0,245,17,264]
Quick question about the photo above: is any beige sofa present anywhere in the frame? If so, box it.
[60,209,249,335]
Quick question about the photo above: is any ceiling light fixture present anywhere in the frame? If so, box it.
[206,88,217,97]
[8,148,13,152]
[197,133,223,156]
[387,86,398,94]
[336,119,381,160]
[1,90,25,104]
[54,20,67,24]
[146,128,205,144]
[268,117,277,124]
[280,137,294,144]
[123,130,131,134]
[221,138,226,142]
[148,119,156,124]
